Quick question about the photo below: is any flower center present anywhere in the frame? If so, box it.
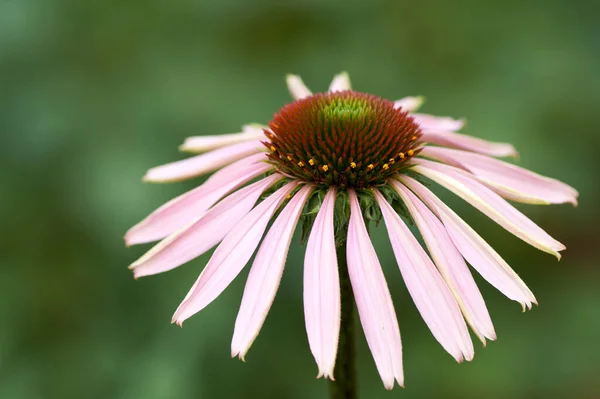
[264,90,423,188]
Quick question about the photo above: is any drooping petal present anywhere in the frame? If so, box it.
[303,187,339,379]
[420,146,578,205]
[421,130,518,158]
[400,175,537,309]
[394,96,424,112]
[143,141,264,183]
[412,113,465,132]
[389,181,496,344]
[231,185,314,360]
[171,181,299,325]
[286,74,312,100]
[328,72,351,92]
[412,159,566,259]
[347,189,403,389]
[125,154,271,245]
[129,174,283,278]
[179,124,267,153]
[373,190,474,363]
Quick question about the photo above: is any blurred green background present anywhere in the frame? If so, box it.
[1,0,599,398]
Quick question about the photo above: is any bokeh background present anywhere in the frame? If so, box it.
[1,0,599,398]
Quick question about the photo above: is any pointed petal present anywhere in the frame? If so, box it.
[421,131,518,158]
[303,187,339,379]
[328,72,351,92]
[412,159,566,258]
[394,96,425,112]
[347,189,403,389]
[143,141,264,183]
[129,174,283,278]
[374,189,474,363]
[231,185,314,359]
[179,124,267,153]
[400,175,537,309]
[171,181,299,325]
[125,154,271,245]
[390,181,496,343]
[420,146,578,205]
[412,113,465,132]
[286,74,312,100]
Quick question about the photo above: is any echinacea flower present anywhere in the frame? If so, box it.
[125,72,578,389]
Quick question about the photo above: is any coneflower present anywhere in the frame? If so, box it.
[125,72,577,395]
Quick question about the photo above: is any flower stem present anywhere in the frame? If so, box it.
[329,241,357,399]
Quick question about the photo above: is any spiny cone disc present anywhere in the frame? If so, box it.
[264,90,423,188]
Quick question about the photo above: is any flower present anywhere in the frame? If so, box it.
[125,72,578,389]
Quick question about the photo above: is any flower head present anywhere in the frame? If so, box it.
[125,72,578,389]
[265,90,421,187]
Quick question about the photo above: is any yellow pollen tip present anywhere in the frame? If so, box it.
[297,161,305,167]
[285,194,291,199]
[399,152,405,159]
[388,158,395,165]
[350,162,356,169]
[367,164,374,171]
[382,163,389,170]
[408,149,415,156]
[308,158,315,166]
[270,146,276,152]
[322,165,329,172]
[411,135,417,141]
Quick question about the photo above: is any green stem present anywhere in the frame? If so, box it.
[328,241,357,399]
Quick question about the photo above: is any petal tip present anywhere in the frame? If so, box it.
[570,198,579,207]
[131,269,146,279]
[413,95,425,109]
[141,172,164,183]
[178,143,192,153]
[329,71,352,92]
[383,380,395,390]
[172,318,184,327]
[123,234,133,247]
[171,308,186,325]
[463,351,474,362]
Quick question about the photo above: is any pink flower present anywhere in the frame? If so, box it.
[125,72,578,389]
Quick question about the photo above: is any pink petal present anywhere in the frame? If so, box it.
[286,74,312,100]
[179,124,267,153]
[374,189,474,363]
[125,154,271,245]
[390,181,496,344]
[347,189,403,389]
[231,185,314,360]
[129,174,283,278]
[412,113,465,132]
[143,141,264,183]
[328,72,351,92]
[412,159,566,259]
[394,96,424,112]
[421,131,518,158]
[303,187,339,379]
[171,181,299,325]
[420,146,578,205]
[400,175,537,309]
